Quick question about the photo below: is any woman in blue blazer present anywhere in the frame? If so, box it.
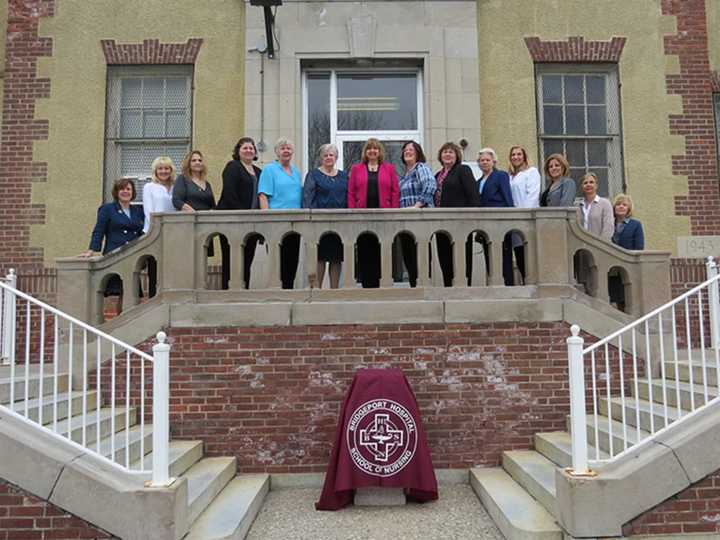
[81,178,144,296]
[609,194,644,310]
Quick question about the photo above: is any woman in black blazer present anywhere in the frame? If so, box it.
[217,137,263,289]
[434,142,481,286]
[609,194,645,311]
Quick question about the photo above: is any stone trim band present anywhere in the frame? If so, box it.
[101,38,203,65]
[524,36,626,63]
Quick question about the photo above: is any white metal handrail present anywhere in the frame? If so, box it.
[0,270,171,487]
[567,257,720,475]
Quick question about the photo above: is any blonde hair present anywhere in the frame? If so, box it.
[580,172,599,186]
[362,138,385,164]
[613,193,634,217]
[543,153,570,178]
[181,150,207,181]
[150,156,175,187]
[508,145,529,175]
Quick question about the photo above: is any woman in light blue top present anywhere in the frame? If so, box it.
[258,137,303,288]
[258,138,302,210]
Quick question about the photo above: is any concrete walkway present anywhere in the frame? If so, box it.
[246,485,504,540]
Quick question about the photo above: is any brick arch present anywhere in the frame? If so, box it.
[523,36,627,63]
[101,38,203,65]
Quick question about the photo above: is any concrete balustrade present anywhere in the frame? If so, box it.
[56,208,671,324]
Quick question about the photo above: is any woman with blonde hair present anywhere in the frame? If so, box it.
[578,172,613,241]
[172,150,216,212]
[609,193,645,310]
[142,156,176,234]
[507,145,541,284]
[539,153,576,207]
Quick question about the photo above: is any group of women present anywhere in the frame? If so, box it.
[84,136,644,308]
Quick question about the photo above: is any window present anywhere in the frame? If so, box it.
[104,66,193,201]
[536,65,623,198]
[302,67,423,175]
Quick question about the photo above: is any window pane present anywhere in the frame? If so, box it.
[166,145,188,173]
[165,78,188,108]
[566,140,585,168]
[120,79,141,107]
[120,110,142,138]
[566,106,586,135]
[337,73,417,131]
[587,140,608,167]
[587,76,606,104]
[143,78,164,108]
[307,72,330,167]
[564,75,584,104]
[166,111,188,137]
[542,139,564,159]
[143,110,164,138]
[593,169,609,197]
[587,106,607,135]
[542,75,562,103]
[543,105,564,134]
[120,144,144,177]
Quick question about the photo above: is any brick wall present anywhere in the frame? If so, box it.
[123,322,630,473]
[662,0,720,235]
[0,479,117,539]
[0,1,55,299]
[670,257,713,348]
[623,468,720,536]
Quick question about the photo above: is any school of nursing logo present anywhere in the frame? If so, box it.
[346,399,418,477]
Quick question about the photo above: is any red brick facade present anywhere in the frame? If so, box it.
[624,468,720,536]
[0,479,116,540]
[662,0,720,236]
[101,38,203,65]
[136,322,613,473]
[524,36,626,63]
[0,1,54,298]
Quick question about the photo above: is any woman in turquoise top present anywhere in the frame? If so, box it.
[303,143,348,289]
[258,137,303,288]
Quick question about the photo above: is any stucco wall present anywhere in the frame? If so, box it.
[32,0,245,264]
[476,0,686,253]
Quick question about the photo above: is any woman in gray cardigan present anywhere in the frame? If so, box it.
[540,153,576,207]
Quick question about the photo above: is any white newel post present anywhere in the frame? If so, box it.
[2,269,17,363]
[567,324,590,475]
[150,331,172,487]
[706,257,720,349]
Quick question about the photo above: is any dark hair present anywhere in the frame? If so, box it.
[232,137,258,161]
[437,142,463,165]
[401,141,426,165]
[111,178,136,202]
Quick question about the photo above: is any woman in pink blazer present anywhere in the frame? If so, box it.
[347,138,399,209]
[348,139,399,287]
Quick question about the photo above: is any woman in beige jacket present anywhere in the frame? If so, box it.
[578,172,614,241]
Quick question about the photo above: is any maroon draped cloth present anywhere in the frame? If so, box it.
[315,368,438,510]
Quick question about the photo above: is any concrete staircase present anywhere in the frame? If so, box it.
[0,364,268,540]
[471,352,713,540]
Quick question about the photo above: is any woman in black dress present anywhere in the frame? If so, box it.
[217,138,262,289]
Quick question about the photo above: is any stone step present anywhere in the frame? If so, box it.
[664,359,720,388]
[97,423,153,467]
[636,378,717,411]
[0,371,70,404]
[53,405,137,447]
[8,390,99,425]
[185,474,269,540]
[534,431,610,468]
[579,414,651,457]
[502,450,557,517]
[599,396,683,434]
[185,457,237,526]
[470,468,562,540]
[131,439,204,479]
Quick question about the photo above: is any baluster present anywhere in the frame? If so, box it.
[38,309,45,426]
[567,326,589,475]
[24,301,30,418]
